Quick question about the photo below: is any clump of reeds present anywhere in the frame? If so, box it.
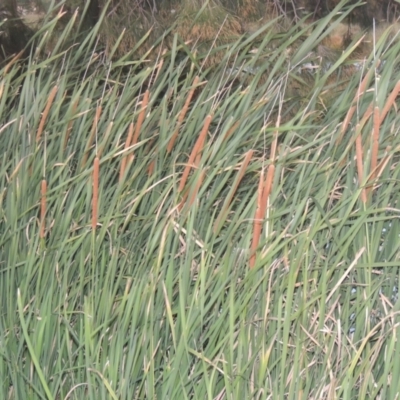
[3,6,400,400]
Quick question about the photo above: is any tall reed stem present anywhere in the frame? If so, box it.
[250,168,264,268]
[92,157,99,231]
[355,125,367,203]
[370,106,380,181]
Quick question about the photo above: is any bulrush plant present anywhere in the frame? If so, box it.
[249,114,279,268]
[2,4,400,400]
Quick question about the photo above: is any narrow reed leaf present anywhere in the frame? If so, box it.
[370,106,380,183]
[40,179,47,239]
[270,115,280,162]
[355,126,367,203]
[17,289,54,400]
[88,369,119,400]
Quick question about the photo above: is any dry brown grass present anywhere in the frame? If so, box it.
[174,2,241,67]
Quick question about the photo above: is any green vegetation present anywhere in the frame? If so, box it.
[1,3,400,399]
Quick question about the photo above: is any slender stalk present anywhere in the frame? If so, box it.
[36,85,58,143]
[92,156,99,231]
[370,106,380,182]
[250,168,265,268]
[167,76,200,153]
[178,114,212,192]
[40,179,47,239]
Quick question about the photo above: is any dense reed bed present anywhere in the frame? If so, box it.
[1,4,400,399]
